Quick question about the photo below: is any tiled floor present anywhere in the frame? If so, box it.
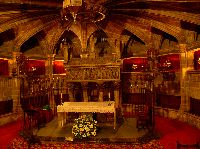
[36,117,148,143]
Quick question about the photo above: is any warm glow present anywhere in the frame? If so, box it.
[132,64,138,69]
[61,0,106,23]
[63,0,82,8]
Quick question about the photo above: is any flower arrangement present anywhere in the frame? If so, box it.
[72,114,97,139]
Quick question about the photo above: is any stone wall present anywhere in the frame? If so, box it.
[155,107,200,129]
[0,77,21,126]
[188,72,200,99]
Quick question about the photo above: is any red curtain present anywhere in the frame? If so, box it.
[27,60,45,75]
[158,54,180,71]
[194,50,200,70]
[53,61,65,74]
[0,59,9,76]
[123,58,148,72]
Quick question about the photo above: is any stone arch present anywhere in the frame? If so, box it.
[91,29,111,57]
[16,19,60,52]
[57,30,82,59]
[124,23,151,45]
[151,20,185,43]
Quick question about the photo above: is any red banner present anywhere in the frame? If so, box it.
[158,54,180,71]
[27,60,45,75]
[0,59,9,76]
[53,61,65,74]
[123,57,149,72]
[194,50,200,70]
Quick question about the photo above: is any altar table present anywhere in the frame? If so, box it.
[57,101,116,129]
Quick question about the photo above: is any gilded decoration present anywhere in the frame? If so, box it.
[66,66,120,81]
[64,57,120,81]
[68,57,120,65]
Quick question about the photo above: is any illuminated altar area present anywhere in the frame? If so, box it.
[0,0,200,148]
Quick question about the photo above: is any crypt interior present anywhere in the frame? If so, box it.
[0,0,200,148]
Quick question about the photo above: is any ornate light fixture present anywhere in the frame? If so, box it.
[61,0,106,23]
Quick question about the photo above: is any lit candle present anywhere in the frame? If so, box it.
[61,93,63,99]
[108,92,110,99]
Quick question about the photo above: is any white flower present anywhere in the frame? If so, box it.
[85,126,90,132]
[72,114,97,139]
[91,131,96,136]
[89,124,93,128]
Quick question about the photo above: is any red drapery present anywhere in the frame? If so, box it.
[194,50,200,70]
[0,59,9,76]
[27,60,45,75]
[53,61,65,74]
[158,54,180,71]
[123,57,148,72]
[123,54,180,72]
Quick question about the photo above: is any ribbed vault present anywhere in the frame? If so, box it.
[0,0,200,59]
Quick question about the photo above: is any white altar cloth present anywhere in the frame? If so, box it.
[57,101,116,129]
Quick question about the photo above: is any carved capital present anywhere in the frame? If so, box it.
[97,81,105,91]
[12,52,21,59]
[47,54,56,61]
[81,81,88,90]
[179,44,187,53]
[66,82,74,90]
[113,81,120,89]
[65,65,120,81]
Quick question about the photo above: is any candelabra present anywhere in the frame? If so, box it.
[60,92,63,105]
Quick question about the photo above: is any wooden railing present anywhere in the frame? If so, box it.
[122,93,147,104]
[156,94,181,110]
[20,94,49,110]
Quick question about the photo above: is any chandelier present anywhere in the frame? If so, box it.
[61,0,106,23]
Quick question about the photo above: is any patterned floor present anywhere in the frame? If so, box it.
[8,136,164,149]
[36,117,149,143]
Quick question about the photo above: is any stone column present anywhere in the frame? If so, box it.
[107,38,121,59]
[46,54,56,114]
[11,52,22,115]
[179,44,190,112]
[115,39,121,59]
[113,81,120,108]
[45,54,55,76]
[62,42,70,64]
[67,83,74,102]
[89,36,97,59]
[81,82,88,102]
[97,81,104,102]
[10,52,21,77]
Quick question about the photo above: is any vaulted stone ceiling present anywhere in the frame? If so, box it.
[0,0,200,59]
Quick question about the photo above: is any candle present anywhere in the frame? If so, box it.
[108,92,110,99]
[61,93,63,99]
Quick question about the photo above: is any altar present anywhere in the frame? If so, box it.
[57,101,116,129]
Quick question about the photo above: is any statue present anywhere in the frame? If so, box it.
[61,41,72,64]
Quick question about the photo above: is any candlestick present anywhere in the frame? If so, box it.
[108,92,110,101]
[61,93,63,99]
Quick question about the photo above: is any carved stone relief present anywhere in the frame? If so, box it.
[65,66,120,81]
